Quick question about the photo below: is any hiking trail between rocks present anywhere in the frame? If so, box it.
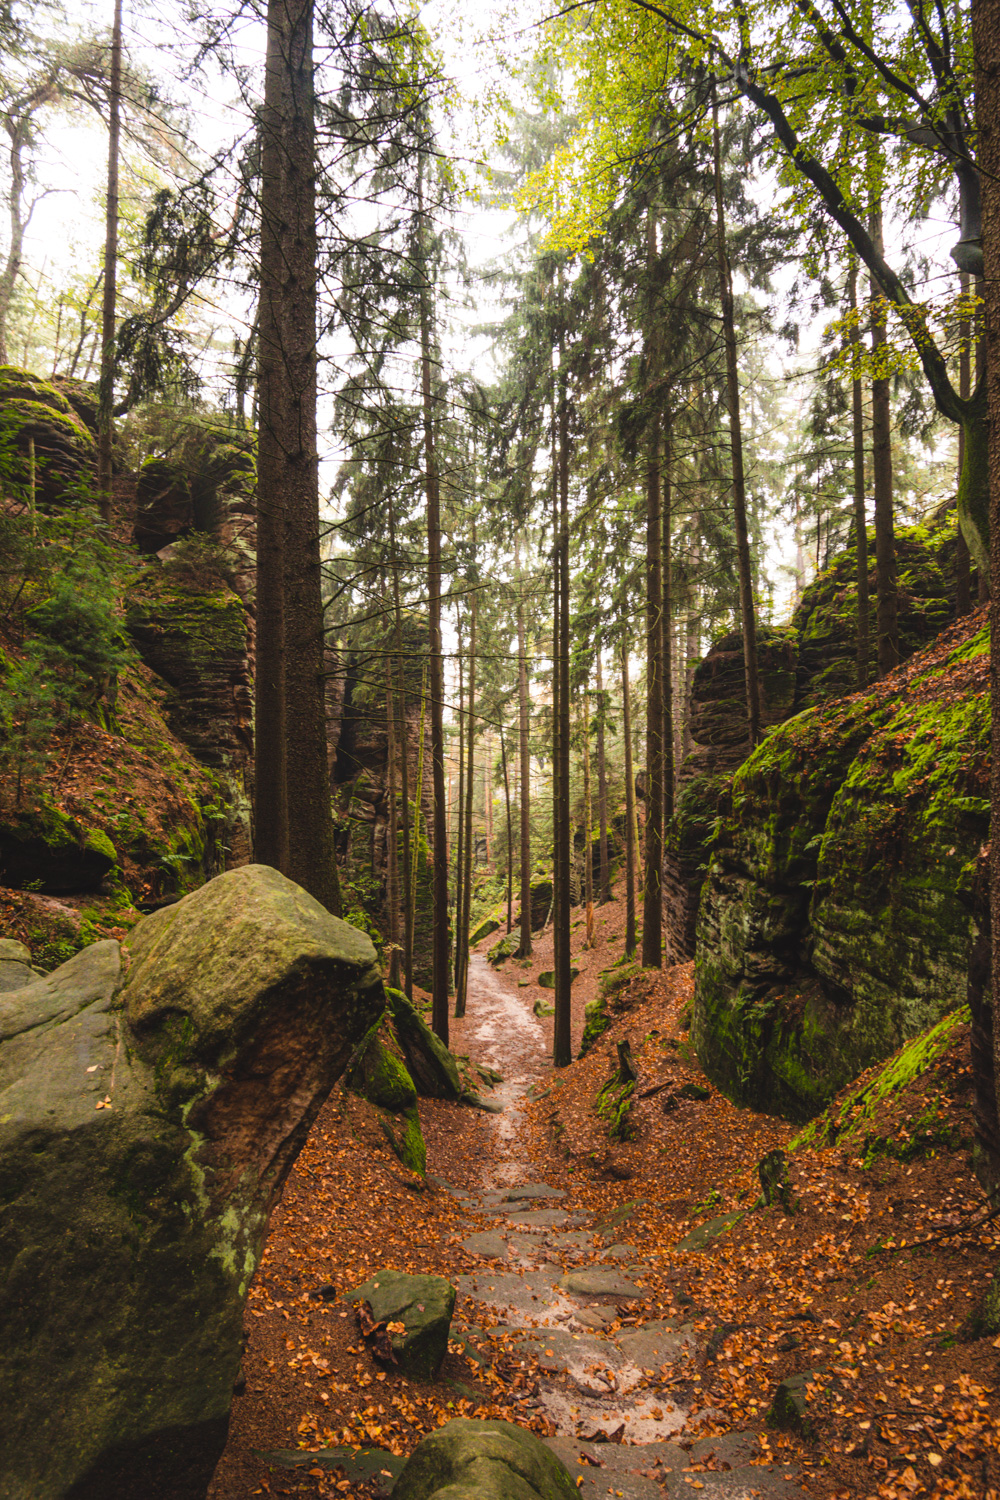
[435,952,802,1500]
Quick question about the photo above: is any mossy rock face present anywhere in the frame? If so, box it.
[347,1025,417,1113]
[392,1417,577,1500]
[488,929,521,966]
[792,520,964,710]
[133,457,194,553]
[385,987,462,1100]
[469,915,500,946]
[693,622,990,1120]
[538,967,578,990]
[790,1006,972,1165]
[0,366,96,509]
[0,803,116,894]
[379,1104,426,1176]
[0,867,384,1498]
[689,625,798,750]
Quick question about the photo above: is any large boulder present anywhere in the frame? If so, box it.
[345,1270,456,1379]
[386,986,461,1099]
[392,1418,577,1500]
[0,865,384,1500]
[346,1023,427,1176]
[692,620,989,1120]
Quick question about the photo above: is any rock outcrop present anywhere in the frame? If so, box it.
[0,366,95,508]
[391,1418,577,1500]
[346,1270,456,1379]
[126,541,254,865]
[665,517,971,961]
[692,616,989,1120]
[0,865,384,1500]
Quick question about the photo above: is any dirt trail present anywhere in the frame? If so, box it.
[442,950,802,1500]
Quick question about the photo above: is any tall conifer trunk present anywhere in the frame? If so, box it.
[516,534,533,956]
[384,586,402,990]
[596,649,611,903]
[389,494,414,997]
[257,0,337,912]
[847,260,871,685]
[642,214,663,968]
[957,270,973,616]
[553,344,572,1067]
[662,409,674,825]
[417,152,449,1041]
[454,613,465,996]
[456,589,476,1017]
[582,690,594,948]
[869,201,899,677]
[712,84,760,746]
[622,637,637,962]
[96,0,122,529]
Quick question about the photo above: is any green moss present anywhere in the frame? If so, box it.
[693,616,989,1121]
[596,1078,635,1141]
[85,828,117,863]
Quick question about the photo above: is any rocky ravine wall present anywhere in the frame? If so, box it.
[691,612,989,1121]
[665,514,972,960]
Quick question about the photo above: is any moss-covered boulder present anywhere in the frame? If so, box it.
[693,621,990,1120]
[0,365,96,508]
[385,986,462,1099]
[0,803,116,894]
[469,915,501,946]
[488,929,521,965]
[0,865,384,1499]
[392,1417,577,1500]
[346,1022,426,1175]
[345,1270,456,1380]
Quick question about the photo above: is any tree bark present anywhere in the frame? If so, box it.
[972,0,1000,1198]
[96,0,123,528]
[554,347,573,1067]
[582,691,594,948]
[454,612,465,996]
[622,636,637,962]
[869,201,900,678]
[389,492,414,997]
[957,270,973,617]
[662,406,675,825]
[456,588,476,1018]
[417,152,449,1042]
[712,85,760,745]
[596,648,611,903]
[642,396,663,968]
[847,259,871,684]
[515,533,533,956]
[500,720,513,932]
[384,585,402,990]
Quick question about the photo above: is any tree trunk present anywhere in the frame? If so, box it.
[261,0,338,912]
[582,691,594,948]
[417,154,449,1042]
[662,406,675,825]
[596,648,611,904]
[712,85,760,746]
[456,589,476,1018]
[500,720,513,932]
[972,0,1000,1197]
[0,124,28,366]
[516,534,533,957]
[255,0,293,876]
[454,613,465,996]
[554,350,573,1068]
[847,259,871,684]
[96,0,123,527]
[642,397,663,969]
[384,586,402,990]
[956,271,973,617]
[869,201,899,678]
[622,636,637,962]
[389,494,414,997]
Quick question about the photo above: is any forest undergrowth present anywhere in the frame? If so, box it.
[208,887,1000,1500]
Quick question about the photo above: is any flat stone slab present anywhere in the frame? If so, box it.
[546,1438,676,1500]
[504,1208,586,1229]
[456,1270,577,1324]
[675,1212,745,1252]
[617,1324,694,1371]
[604,1241,638,1259]
[502,1183,566,1201]
[572,1307,613,1330]
[559,1268,645,1298]
[461,1231,510,1259]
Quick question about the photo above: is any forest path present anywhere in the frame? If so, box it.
[443,952,802,1500]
